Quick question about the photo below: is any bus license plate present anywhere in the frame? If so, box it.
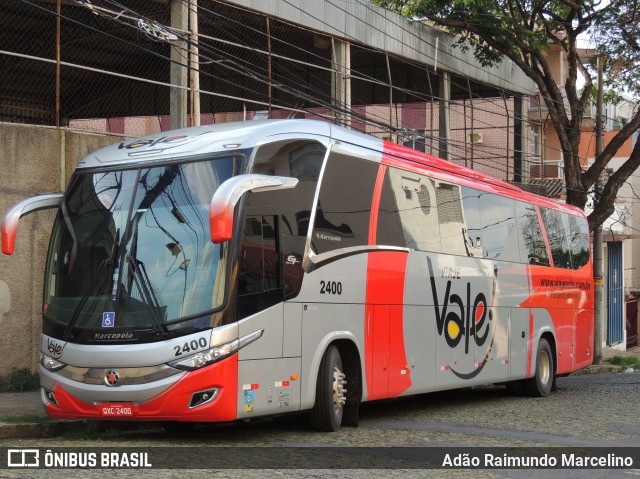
[100,404,134,417]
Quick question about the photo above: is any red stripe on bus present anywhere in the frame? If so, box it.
[365,252,411,400]
[527,311,534,377]
[368,165,387,245]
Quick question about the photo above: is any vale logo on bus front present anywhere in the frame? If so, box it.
[426,257,497,379]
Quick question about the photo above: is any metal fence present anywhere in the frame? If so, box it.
[1,0,553,188]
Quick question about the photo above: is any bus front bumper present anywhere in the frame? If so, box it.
[39,355,238,422]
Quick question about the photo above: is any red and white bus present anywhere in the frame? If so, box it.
[1,119,593,431]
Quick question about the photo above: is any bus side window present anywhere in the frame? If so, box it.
[237,215,282,320]
[461,187,483,257]
[541,208,572,269]
[250,140,325,238]
[381,167,441,252]
[435,181,467,256]
[568,213,590,269]
[515,202,550,266]
[376,167,410,248]
[478,194,519,262]
[312,153,378,254]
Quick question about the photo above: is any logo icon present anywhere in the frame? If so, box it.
[104,370,120,387]
[286,255,300,265]
[47,338,66,358]
[7,449,39,468]
[102,312,115,328]
[427,256,498,380]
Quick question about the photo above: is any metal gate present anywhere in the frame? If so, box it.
[607,241,624,344]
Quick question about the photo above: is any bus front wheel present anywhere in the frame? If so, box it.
[524,338,554,397]
[310,345,346,432]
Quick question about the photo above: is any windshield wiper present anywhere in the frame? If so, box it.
[62,229,120,341]
[126,255,168,337]
[62,258,111,340]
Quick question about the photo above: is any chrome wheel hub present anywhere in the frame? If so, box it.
[333,366,347,414]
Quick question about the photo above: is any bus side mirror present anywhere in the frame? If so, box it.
[209,174,298,244]
[1,194,63,255]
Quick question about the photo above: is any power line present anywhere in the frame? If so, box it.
[13,0,635,195]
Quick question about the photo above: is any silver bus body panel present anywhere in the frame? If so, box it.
[283,302,303,357]
[39,364,187,404]
[237,303,284,360]
[76,120,333,170]
[236,357,301,418]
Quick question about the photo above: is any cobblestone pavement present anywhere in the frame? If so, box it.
[1,372,639,479]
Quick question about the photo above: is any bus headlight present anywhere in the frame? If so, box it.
[40,353,66,372]
[168,329,263,371]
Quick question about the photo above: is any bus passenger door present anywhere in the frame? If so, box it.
[237,208,284,359]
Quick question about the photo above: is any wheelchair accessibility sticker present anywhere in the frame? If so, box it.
[102,312,115,328]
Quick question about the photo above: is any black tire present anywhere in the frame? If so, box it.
[310,345,346,432]
[523,338,554,397]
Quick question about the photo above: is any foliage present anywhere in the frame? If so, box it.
[592,0,640,97]
[0,368,40,392]
[0,414,50,424]
[608,355,640,370]
[373,0,640,230]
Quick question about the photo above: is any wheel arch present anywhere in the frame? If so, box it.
[529,324,556,379]
[300,332,364,410]
[332,338,363,406]
[539,330,557,378]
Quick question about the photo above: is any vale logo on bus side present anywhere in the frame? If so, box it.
[426,257,498,379]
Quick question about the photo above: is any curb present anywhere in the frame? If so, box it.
[570,364,623,376]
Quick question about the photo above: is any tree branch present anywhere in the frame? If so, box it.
[584,108,640,188]
[589,134,640,228]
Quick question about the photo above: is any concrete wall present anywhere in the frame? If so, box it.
[0,123,121,375]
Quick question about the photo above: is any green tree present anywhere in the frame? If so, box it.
[373,0,640,230]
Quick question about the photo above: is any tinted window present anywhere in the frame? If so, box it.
[515,202,550,266]
[435,181,467,256]
[461,187,484,257]
[312,153,378,254]
[541,208,572,269]
[376,167,406,248]
[569,214,590,269]
[238,216,279,295]
[478,194,520,262]
[250,141,325,237]
[379,167,441,252]
[237,215,281,319]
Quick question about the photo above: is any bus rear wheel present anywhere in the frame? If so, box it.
[310,345,346,432]
[524,338,554,397]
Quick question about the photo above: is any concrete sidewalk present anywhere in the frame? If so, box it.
[0,346,638,439]
[0,390,46,418]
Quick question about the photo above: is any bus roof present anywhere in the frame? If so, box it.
[75,119,332,170]
[75,119,585,218]
[379,141,585,218]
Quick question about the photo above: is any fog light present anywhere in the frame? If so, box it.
[44,390,59,407]
[188,388,219,409]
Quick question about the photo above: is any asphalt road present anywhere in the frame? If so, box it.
[1,371,639,478]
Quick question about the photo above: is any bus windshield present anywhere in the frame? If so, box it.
[43,154,244,337]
